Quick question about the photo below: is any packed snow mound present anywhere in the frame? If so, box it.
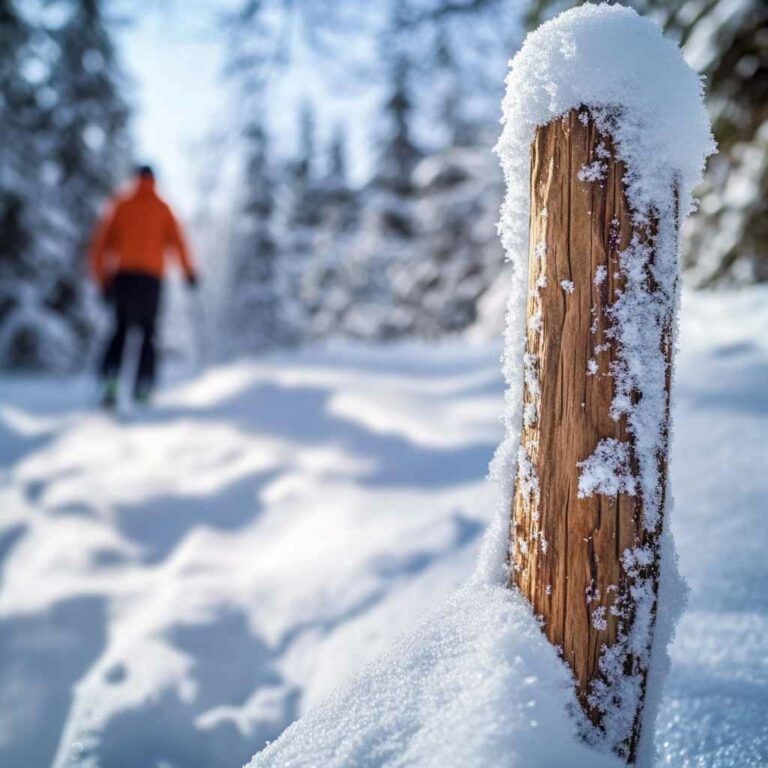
[248,584,622,768]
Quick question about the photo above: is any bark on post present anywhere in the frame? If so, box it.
[509,109,674,764]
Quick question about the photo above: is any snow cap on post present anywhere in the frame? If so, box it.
[490,4,714,767]
[496,3,714,261]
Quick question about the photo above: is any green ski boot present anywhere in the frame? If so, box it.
[101,378,119,410]
[133,382,152,406]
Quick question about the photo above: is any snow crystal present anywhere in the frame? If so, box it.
[577,438,637,498]
[516,445,539,499]
[622,546,654,577]
[578,160,607,183]
[560,279,575,294]
[595,142,612,160]
[587,358,599,376]
[592,606,608,631]
[594,265,608,286]
[586,582,601,603]
[523,402,538,428]
[522,352,540,398]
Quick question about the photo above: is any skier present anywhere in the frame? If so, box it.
[89,165,198,408]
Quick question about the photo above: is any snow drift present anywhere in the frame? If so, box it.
[249,5,715,766]
[248,585,621,768]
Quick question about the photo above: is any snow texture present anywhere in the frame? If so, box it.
[249,585,621,768]
[492,3,714,764]
[0,290,766,767]
[577,438,637,498]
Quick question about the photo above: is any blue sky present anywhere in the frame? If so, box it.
[116,2,380,217]
[116,3,230,215]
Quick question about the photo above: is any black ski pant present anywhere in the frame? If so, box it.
[100,272,162,393]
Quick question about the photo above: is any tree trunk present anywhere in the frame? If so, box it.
[509,109,673,764]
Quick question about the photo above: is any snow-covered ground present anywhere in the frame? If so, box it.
[0,288,765,768]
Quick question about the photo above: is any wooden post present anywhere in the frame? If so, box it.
[509,109,673,763]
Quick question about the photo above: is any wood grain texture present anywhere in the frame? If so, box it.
[509,109,671,763]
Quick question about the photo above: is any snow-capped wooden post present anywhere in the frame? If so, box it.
[496,6,714,766]
[509,109,670,763]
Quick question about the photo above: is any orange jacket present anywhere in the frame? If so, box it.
[90,177,196,287]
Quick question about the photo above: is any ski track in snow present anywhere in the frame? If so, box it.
[0,289,765,767]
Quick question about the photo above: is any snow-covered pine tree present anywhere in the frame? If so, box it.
[273,101,324,344]
[382,23,505,339]
[682,0,767,284]
[300,124,361,338]
[431,25,477,150]
[44,0,131,359]
[0,1,45,369]
[224,0,519,342]
[376,58,421,199]
[338,0,424,340]
[327,125,347,186]
[0,0,131,372]
[404,148,505,337]
[0,0,122,371]
[225,118,287,354]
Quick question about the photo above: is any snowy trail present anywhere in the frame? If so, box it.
[0,343,503,768]
[0,290,766,767]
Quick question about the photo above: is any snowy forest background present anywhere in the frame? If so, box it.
[0,0,765,372]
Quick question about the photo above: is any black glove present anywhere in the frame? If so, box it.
[186,272,199,289]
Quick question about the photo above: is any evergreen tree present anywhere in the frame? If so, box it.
[684,0,767,284]
[46,0,131,351]
[0,1,41,368]
[0,0,131,371]
[300,125,361,338]
[431,25,477,149]
[295,101,316,190]
[376,56,422,197]
[327,124,348,187]
[406,148,505,336]
[0,1,97,370]
[272,101,324,344]
[336,26,424,340]
[225,119,286,353]
[224,0,518,342]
